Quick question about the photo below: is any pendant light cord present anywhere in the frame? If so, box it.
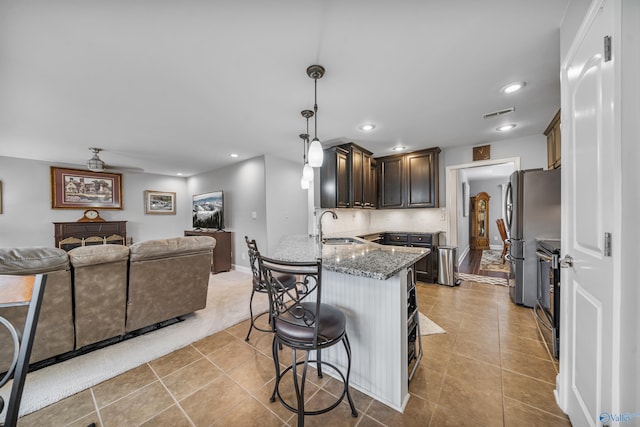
[314,78,318,140]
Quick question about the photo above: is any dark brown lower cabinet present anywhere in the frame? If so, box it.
[381,232,440,282]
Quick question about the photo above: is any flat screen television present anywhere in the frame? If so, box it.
[192,191,224,230]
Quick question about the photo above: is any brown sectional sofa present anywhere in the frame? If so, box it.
[0,236,216,372]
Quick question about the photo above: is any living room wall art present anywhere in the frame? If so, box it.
[144,190,176,215]
[50,167,123,209]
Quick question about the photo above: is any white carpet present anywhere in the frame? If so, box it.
[419,312,446,335]
[0,270,262,421]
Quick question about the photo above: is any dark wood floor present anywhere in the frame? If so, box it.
[458,249,512,279]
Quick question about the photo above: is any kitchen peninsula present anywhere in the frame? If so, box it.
[271,235,429,412]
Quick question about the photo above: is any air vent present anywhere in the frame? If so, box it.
[483,107,515,119]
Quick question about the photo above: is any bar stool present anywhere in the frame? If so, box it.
[244,237,295,341]
[257,255,358,427]
[0,274,47,427]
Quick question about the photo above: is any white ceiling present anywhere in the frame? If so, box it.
[0,0,568,176]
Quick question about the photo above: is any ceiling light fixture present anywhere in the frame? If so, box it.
[500,81,526,94]
[230,153,239,158]
[360,124,376,131]
[306,65,325,168]
[392,146,406,152]
[86,147,105,172]
[497,124,517,132]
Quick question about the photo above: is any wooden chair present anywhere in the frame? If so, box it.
[496,218,510,264]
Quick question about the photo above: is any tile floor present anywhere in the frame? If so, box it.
[16,279,572,426]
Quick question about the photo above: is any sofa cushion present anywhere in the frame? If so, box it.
[0,247,69,274]
[129,236,215,262]
[69,244,130,267]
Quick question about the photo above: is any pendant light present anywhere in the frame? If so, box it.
[300,110,314,188]
[306,65,325,168]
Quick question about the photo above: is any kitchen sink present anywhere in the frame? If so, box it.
[322,237,365,245]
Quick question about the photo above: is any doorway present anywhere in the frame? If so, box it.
[445,158,519,279]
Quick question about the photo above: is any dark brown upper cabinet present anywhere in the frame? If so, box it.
[320,145,351,208]
[377,147,440,209]
[320,143,376,209]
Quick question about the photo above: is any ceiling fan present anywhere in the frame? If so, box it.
[84,147,144,173]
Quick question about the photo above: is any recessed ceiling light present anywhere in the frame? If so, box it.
[230,153,239,158]
[359,123,376,131]
[500,81,526,94]
[177,172,183,176]
[391,146,406,152]
[496,124,517,132]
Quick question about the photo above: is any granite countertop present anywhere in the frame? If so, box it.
[270,235,428,280]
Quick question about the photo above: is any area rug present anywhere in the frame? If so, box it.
[419,312,446,335]
[479,249,510,274]
[0,270,261,420]
[458,272,509,287]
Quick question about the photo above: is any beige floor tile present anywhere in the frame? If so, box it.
[429,403,498,427]
[212,396,285,426]
[17,389,96,427]
[226,350,278,394]
[179,374,252,426]
[500,331,550,360]
[437,373,503,426]
[162,357,224,400]
[503,397,571,427]
[148,345,202,378]
[452,333,501,367]
[92,364,157,408]
[192,330,237,356]
[99,381,174,427]
[321,376,373,413]
[408,363,445,404]
[502,370,566,419]
[300,389,360,427]
[501,349,557,384]
[139,404,192,427]
[207,339,263,372]
[365,394,435,427]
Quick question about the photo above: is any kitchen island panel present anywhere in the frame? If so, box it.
[312,268,410,412]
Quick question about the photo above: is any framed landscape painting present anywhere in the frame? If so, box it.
[51,167,123,209]
[144,190,176,215]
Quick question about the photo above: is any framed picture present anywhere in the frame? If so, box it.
[51,167,123,209]
[144,190,176,215]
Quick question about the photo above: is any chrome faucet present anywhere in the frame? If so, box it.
[317,209,338,244]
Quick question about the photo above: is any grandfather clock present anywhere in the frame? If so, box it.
[470,192,490,250]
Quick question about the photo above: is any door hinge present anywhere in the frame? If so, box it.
[604,232,612,257]
[604,35,612,62]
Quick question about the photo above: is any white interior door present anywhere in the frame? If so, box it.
[559,1,616,425]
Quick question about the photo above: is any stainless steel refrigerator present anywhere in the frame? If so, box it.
[505,168,561,307]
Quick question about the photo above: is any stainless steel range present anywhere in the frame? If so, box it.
[535,238,561,359]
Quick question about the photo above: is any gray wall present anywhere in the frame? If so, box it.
[187,155,307,270]
[264,155,308,255]
[0,155,187,248]
[440,134,546,207]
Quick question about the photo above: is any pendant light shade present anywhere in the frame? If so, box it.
[300,176,310,190]
[308,138,323,167]
[302,162,314,181]
[306,65,325,168]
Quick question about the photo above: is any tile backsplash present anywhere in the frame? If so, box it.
[318,207,447,237]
